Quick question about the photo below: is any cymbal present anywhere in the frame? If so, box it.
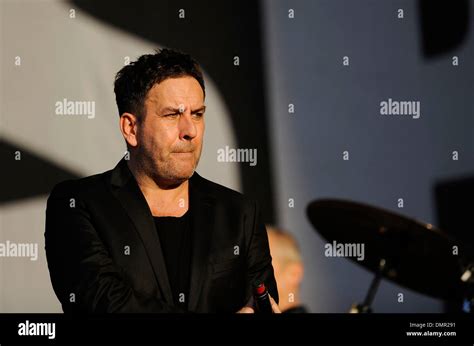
[307,198,471,301]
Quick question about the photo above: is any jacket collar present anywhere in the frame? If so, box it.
[109,159,215,311]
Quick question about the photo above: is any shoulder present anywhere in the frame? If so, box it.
[191,172,257,211]
[48,169,111,200]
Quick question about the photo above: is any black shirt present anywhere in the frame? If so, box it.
[153,210,192,310]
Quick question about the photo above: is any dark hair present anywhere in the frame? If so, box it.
[114,48,205,118]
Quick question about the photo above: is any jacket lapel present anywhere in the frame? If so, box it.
[187,172,216,312]
[108,159,174,305]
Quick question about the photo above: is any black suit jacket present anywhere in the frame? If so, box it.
[45,159,278,313]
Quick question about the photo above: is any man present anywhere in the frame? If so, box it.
[45,48,279,313]
[267,226,308,313]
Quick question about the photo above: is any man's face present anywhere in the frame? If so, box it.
[136,76,205,186]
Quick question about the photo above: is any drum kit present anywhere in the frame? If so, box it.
[306,198,474,313]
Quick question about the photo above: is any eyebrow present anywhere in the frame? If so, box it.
[160,105,206,114]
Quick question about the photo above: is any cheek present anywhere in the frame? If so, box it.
[199,121,205,138]
[142,123,174,151]
[195,123,205,146]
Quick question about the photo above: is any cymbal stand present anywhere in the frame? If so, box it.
[349,259,387,313]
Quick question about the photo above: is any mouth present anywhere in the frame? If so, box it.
[172,151,193,155]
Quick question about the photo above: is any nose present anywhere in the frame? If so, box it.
[178,111,197,141]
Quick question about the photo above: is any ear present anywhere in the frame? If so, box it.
[119,113,139,148]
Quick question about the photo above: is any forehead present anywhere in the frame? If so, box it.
[146,76,204,108]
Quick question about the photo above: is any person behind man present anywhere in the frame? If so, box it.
[267,226,308,313]
[45,48,279,313]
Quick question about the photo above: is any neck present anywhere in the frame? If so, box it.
[127,158,189,217]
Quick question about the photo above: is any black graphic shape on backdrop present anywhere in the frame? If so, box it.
[1,139,80,204]
[435,175,474,312]
[70,0,276,223]
[419,0,470,58]
[435,176,474,248]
